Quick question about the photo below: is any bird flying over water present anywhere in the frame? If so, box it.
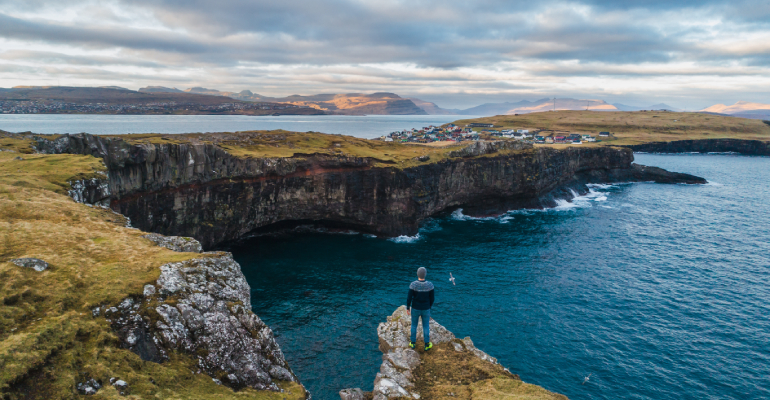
[582,373,591,385]
[449,273,456,285]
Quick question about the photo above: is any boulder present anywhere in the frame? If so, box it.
[142,233,203,253]
[75,378,101,395]
[339,387,366,400]
[11,258,48,272]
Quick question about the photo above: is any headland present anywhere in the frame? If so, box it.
[453,110,770,155]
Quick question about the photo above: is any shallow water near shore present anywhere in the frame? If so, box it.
[230,153,770,400]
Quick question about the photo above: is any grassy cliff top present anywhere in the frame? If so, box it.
[0,147,304,398]
[111,130,528,168]
[411,342,568,400]
[453,111,770,146]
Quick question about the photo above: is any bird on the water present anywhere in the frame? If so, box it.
[449,273,456,285]
[582,373,592,385]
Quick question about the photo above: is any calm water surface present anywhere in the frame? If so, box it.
[229,154,770,400]
[0,114,475,138]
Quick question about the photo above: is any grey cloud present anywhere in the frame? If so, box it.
[0,0,769,109]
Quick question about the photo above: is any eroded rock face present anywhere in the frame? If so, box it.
[68,176,111,206]
[31,133,705,248]
[625,139,770,156]
[102,248,300,393]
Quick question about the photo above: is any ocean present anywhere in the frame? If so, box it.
[0,114,475,139]
[228,154,770,400]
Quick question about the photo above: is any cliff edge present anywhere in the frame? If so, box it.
[340,306,568,400]
[20,130,705,249]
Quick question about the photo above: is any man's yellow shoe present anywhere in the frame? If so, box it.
[424,342,433,351]
[409,342,416,349]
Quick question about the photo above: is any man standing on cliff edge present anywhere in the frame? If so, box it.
[407,267,435,351]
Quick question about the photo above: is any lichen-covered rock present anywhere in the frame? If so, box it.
[142,233,203,253]
[11,258,49,272]
[368,306,502,400]
[76,378,102,395]
[103,247,300,393]
[69,176,111,206]
[377,306,455,353]
[339,387,366,400]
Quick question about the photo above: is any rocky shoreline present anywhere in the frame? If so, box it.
[624,138,770,156]
[28,132,704,249]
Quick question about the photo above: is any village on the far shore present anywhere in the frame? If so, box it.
[378,123,611,145]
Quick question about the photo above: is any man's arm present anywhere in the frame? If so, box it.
[429,288,434,309]
[406,288,414,311]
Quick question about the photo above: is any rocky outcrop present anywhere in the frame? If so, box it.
[68,175,111,206]
[142,233,204,253]
[11,258,49,272]
[30,133,705,248]
[629,163,706,184]
[100,235,302,393]
[370,307,463,399]
[342,306,565,400]
[625,139,770,155]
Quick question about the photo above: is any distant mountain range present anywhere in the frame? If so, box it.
[1,86,325,115]
[140,87,428,115]
[699,101,770,119]
[7,85,768,119]
[613,103,682,112]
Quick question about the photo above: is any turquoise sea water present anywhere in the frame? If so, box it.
[0,114,475,139]
[229,154,770,400]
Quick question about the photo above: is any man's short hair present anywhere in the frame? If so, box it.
[417,267,427,279]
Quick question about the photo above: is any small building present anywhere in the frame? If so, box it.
[599,131,610,137]
[545,136,554,144]
[467,123,494,128]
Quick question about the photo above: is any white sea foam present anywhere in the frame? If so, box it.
[389,234,421,243]
[554,199,580,210]
[704,181,723,187]
[451,208,499,221]
[586,183,616,189]
[364,234,377,239]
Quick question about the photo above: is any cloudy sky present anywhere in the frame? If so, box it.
[1,0,769,109]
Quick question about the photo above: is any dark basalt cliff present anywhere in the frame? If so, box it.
[626,138,770,155]
[33,133,705,249]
